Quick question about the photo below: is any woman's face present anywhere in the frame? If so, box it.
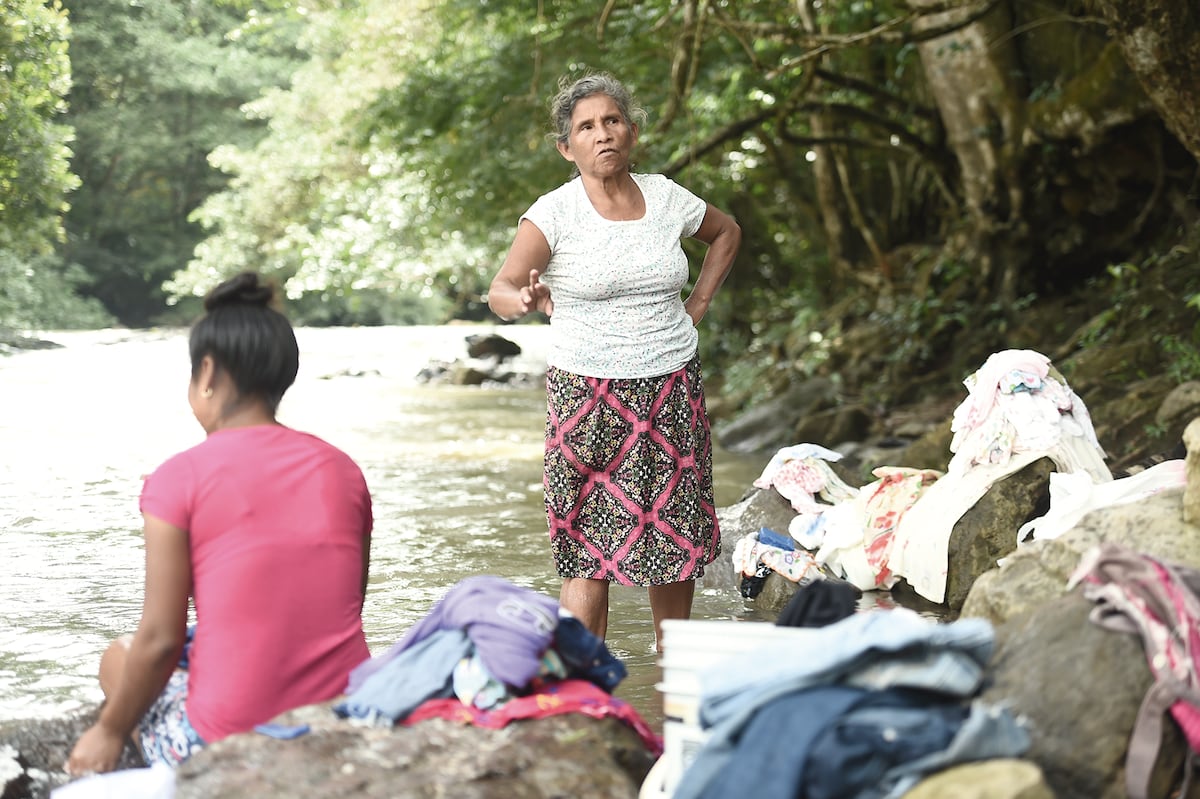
[557,93,638,178]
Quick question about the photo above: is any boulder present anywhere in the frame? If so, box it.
[791,404,874,453]
[959,485,1200,799]
[713,379,839,455]
[1186,417,1200,525]
[980,595,1191,799]
[3,700,655,799]
[175,701,654,799]
[465,333,522,361]
[962,488,1200,624]
[943,457,1054,610]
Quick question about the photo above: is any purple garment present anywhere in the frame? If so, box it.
[348,575,560,692]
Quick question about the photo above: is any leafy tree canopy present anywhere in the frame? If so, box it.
[59,0,309,324]
[0,0,78,256]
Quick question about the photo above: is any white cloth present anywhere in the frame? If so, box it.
[51,764,175,799]
[752,444,857,514]
[889,349,1111,603]
[521,173,707,378]
[1017,459,1188,542]
[949,351,1105,475]
[753,444,844,488]
[787,512,827,550]
[815,496,879,590]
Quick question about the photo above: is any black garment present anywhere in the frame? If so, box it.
[775,578,859,628]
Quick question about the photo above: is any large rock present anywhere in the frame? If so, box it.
[4,700,655,799]
[981,595,1191,799]
[959,483,1200,799]
[713,379,839,454]
[903,759,1053,799]
[1185,417,1200,524]
[464,333,522,361]
[175,701,655,799]
[942,457,1054,610]
[962,488,1200,624]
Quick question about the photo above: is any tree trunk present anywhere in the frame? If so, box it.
[910,0,1031,305]
[1090,0,1200,163]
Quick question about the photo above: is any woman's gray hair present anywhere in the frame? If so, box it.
[549,72,647,144]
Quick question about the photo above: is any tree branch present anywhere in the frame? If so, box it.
[660,107,777,176]
[812,68,939,123]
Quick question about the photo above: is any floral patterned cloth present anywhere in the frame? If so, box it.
[138,669,207,767]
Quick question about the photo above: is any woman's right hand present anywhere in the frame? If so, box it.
[520,269,554,317]
[488,220,553,321]
[66,721,126,777]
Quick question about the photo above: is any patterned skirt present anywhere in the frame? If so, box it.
[543,355,721,586]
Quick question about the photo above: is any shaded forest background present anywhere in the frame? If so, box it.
[3,0,1199,463]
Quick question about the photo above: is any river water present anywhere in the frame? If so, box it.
[0,325,766,728]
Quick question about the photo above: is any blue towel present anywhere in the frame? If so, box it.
[758,526,795,551]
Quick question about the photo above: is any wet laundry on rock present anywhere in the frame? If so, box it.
[816,467,941,592]
[334,575,655,751]
[774,579,858,629]
[887,349,1111,603]
[345,574,561,693]
[753,444,859,514]
[1070,543,1200,799]
[1018,458,1187,543]
[405,678,662,755]
[731,526,828,595]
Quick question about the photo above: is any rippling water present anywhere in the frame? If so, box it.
[0,325,765,727]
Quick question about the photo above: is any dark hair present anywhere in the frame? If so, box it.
[549,71,647,145]
[189,272,299,413]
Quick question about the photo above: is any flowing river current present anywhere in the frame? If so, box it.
[0,325,767,728]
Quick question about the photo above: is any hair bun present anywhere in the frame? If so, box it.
[203,272,276,312]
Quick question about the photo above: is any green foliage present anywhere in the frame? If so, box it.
[59,0,307,325]
[180,0,946,333]
[0,249,113,331]
[0,0,79,256]
[1157,333,1200,384]
[286,285,451,327]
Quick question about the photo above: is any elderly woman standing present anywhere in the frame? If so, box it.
[488,72,741,650]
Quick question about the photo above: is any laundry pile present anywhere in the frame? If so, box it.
[887,349,1112,602]
[731,526,828,598]
[734,444,858,593]
[741,349,1126,604]
[335,574,661,753]
[670,599,1030,799]
[816,466,941,591]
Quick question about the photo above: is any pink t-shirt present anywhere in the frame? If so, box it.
[140,424,372,742]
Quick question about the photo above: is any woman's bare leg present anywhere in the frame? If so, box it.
[560,577,610,640]
[648,579,696,654]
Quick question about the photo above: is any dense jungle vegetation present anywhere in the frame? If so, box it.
[3,0,1199,441]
